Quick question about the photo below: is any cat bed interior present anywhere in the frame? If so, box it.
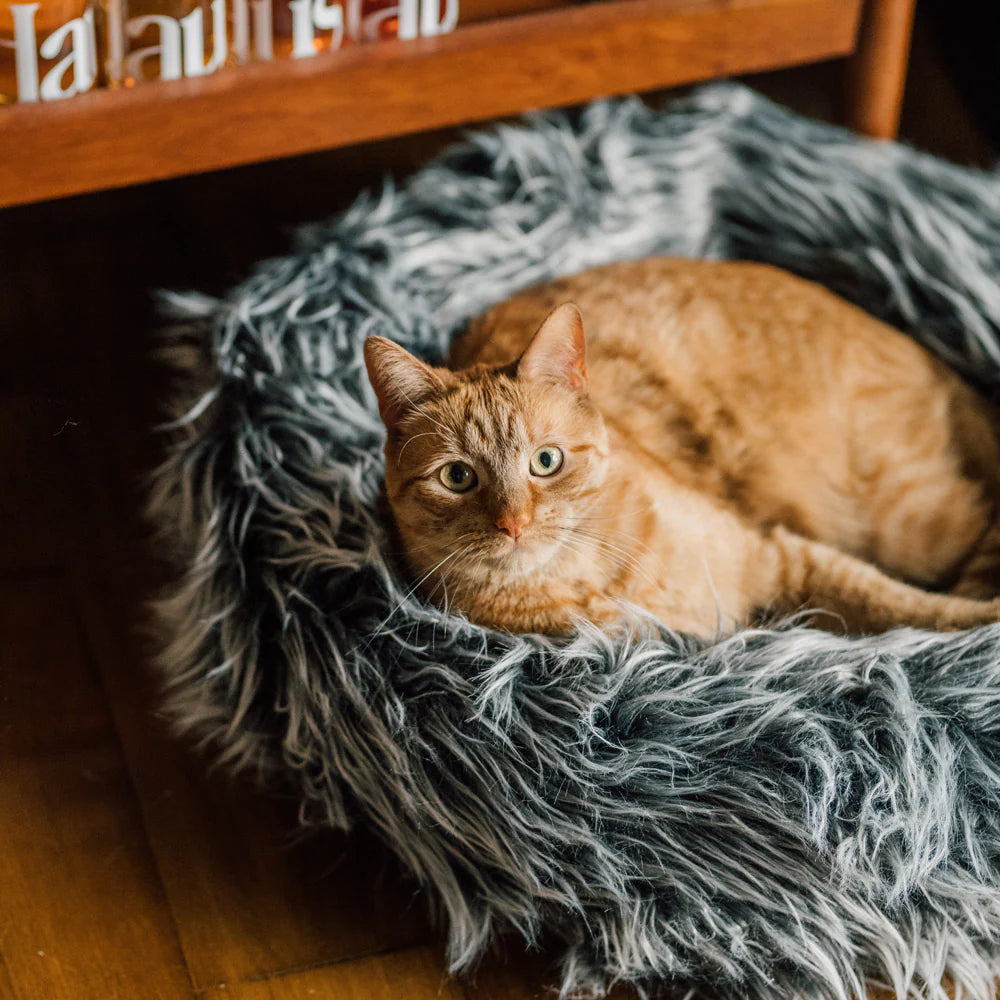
[152,84,1000,1000]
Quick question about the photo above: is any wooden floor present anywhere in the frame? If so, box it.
[0,22,993,998]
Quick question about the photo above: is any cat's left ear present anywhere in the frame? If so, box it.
[518,303,588,393]
[364,336,446,428]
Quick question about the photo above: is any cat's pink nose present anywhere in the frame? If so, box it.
[495,511,530,539]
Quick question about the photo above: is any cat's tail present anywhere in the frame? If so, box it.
[764,527,1000,634]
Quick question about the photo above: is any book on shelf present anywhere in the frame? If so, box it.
[0,0,459,104]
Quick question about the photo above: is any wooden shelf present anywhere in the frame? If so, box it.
[0,0,861,208]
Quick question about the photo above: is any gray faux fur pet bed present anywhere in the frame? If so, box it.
[151,84,1000,1000]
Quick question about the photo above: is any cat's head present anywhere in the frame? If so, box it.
[364,303,609,589]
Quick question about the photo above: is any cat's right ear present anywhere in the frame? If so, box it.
[518,303,588,393]
[364,336,445,428]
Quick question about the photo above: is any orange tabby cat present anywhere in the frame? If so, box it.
[364,258,1000,638]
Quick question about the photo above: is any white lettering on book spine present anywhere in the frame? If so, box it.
[2,0,461,99]
[181,0,227,76]
[293,0,426,53]
[310,0,343,48]
[2,2,98,102]
[357,0,417,41]
[232,0,250,62]
[420,0,456,36]
[4,3,40,101]
[39,7,96,98]
[251,0,272,58]
[289,0,343,56]
[288,0,312,56]
[231,0,272,62]
[125,0,227,81]
[126,14,182,79]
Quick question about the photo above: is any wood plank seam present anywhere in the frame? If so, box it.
[189,942,444,993]
[69,589,202,1000]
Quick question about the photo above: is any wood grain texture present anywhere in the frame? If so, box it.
[47,241,432,988]
[0,0,863,208]
[198,946,466,998]
[0,576,193,1000]
[58,445,431,990]
[843,0,916,138]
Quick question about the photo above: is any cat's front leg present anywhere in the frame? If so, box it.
[762,527,1000,634]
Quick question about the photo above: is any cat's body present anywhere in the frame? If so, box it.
[365,258,1000,638]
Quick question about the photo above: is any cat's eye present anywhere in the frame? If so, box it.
[529,446,564,477]
[439,461,478,493]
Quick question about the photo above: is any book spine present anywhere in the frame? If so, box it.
[0,0,461,104]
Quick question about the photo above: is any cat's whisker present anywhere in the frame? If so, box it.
[366,543,471,645]
[569,517,659,556]
[397,430,441,466]
[413,545,473,605]
[397,386,452,438]
[405,531,475,556]
[559,529,662,593]
[587,525,660,562]
[581,543,661,593]
[570,504,659,525]
[420,540,478,611]
[426,542,487,639]
[569,525,657,567]
[562,526,663,591]
[700,552,725,637]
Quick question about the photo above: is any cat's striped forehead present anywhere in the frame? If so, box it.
[431,373,533,459]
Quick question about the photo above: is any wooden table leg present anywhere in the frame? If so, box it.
[843,0,917,139]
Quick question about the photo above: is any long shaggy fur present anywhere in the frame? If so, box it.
[150,85,1000,1000]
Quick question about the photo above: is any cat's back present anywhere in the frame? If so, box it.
[458,258,952,404]
[453,257,896,379]
[452,257,938,430]
[452,258,995,569]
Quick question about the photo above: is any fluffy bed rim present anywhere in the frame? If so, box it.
[150,84,1000,1000]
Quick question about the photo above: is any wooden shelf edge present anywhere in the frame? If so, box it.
[0,0,862,208]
